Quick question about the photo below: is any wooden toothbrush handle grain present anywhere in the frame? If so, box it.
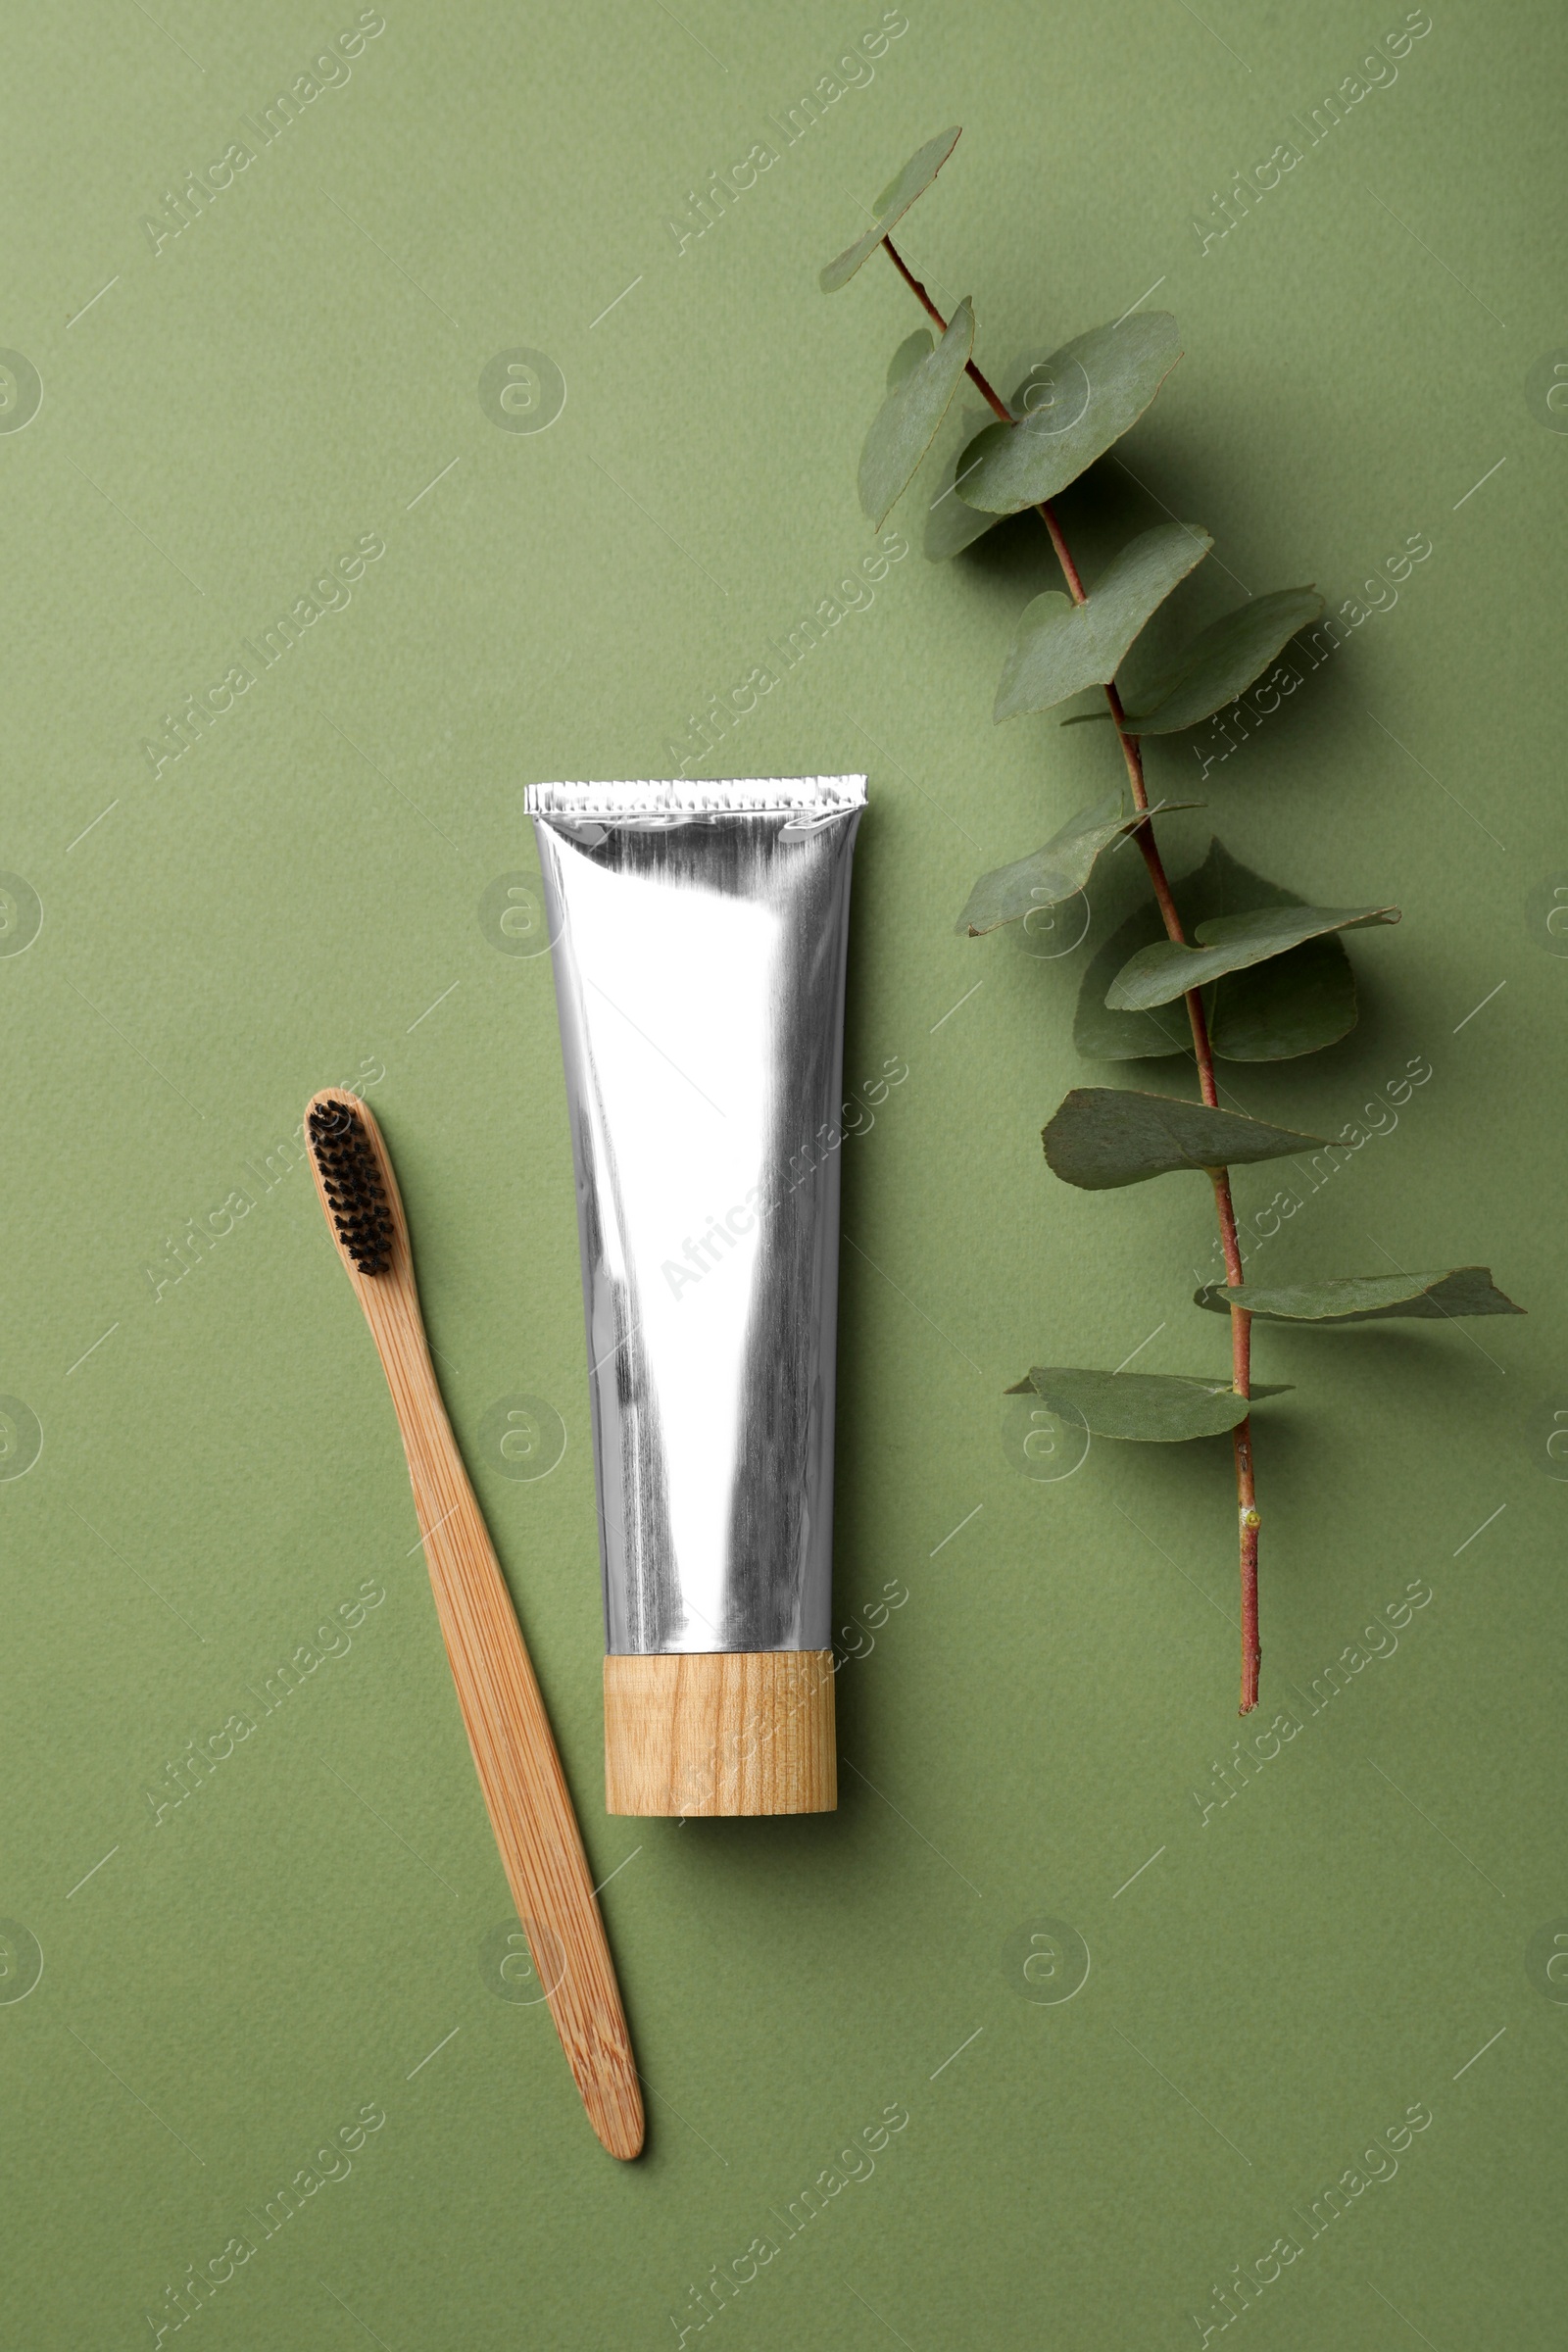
[380,1327,643,2160]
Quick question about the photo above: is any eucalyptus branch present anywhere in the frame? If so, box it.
[821,128,1520,1720]
[883,233,1261,1709]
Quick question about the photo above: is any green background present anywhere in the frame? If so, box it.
[3,2,1564,2344]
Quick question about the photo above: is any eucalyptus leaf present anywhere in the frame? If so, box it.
[1193,1268,1525,1325]
[956,793,1199,935]
[1010,1365,1289,1443]
[887,328,934,389]
[924,399,1002,559]
[1074,841,1361,1064]
[1074,897,1187,1060]
[1118,587,1324,734]
[819,126,962,293]
[925,351,1078,562]
[993,524,1212,721]
[1043,1086,1326,1191]
[1207,942,1355,1062]
[858,299,974,527]
[1107,903,1399,1014]
[1201,846,1361,1062]
[956,312,1182,514]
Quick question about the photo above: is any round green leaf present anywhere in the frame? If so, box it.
[956,794,1200,935]
[819,127,962,293]
[1193,1268,1525,1324]
[994,523,1211,720]
[923,400,1003,558]
[1044,1086,1326,1191]
[1200,844,1361,1062]
[858,298,974,528]
[1206,933,1356,1062]
[956,312,1183,514]
[1073,840,1362,1064]
[1073,896,1185,1060]
[1014,1365,1290,1442]
[924,353,1066,562]
[1118,587,1324,734]
[1107,903,1399,1014]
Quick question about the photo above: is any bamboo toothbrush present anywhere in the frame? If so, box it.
[304,1090,643,2161]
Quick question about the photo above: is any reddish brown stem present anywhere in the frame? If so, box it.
[1210,1168,1258,1710]
[883,235,1261,1710]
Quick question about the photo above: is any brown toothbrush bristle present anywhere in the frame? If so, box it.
[307,1097,394,1276]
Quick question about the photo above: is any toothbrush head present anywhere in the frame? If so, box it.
[307,1095,394,1277]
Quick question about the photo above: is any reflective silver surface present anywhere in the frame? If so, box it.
[526,777,865,1655]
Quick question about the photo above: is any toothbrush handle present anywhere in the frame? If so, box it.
[399,1392,644,2159]
[304,1088,641,2159]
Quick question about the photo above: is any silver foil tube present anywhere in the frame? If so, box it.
[527,776,866,1671]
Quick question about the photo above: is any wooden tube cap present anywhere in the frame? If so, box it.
[603,1651,837,1817]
